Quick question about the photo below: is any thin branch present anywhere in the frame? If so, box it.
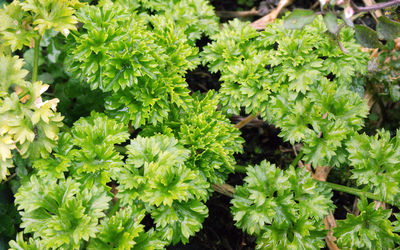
[212,183,235,197]
[289,151,304,168]
[352,0,400,13]
[216,8,260,18]
[234,112,260,129]
[32,36,41,82]
[250,0,293,30]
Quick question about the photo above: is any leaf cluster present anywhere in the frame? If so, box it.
[231,161,334,249]
[333,199,400,249]
[347,129,400,204]
[14,107,241,247]
[141,91,244,184]
[66,0,218,128]
[0,55,63,181]
[114,0,219,42]
[202,16,369,167]
[0,0,80,52]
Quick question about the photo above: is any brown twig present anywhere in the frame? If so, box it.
[216,8,260,18]
[234,112,261,129]
[324,211,340,250]
[362,0,383,20]
[212,183,235,197]
[312,166,340,250]
[250,0,293,30]
[4,173,17,183]
[352,0,400,13]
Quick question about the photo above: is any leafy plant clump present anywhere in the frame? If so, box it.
[231,161,334,249]
[1,0,400,249]
[201,16,369,167]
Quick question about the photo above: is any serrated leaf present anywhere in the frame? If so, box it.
[354,25,383,48]
[334,199,398,249]
[283,9,317,30]
[231,161,333,249]
[377,16,400,41]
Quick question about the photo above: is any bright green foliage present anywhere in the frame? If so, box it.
[0,1,37,51]
[202,16,368,115]
[33,112,129,187]
[0,54,63,181]
[9,232,42,250]
[21,0,81,36]
[117,135,209,244]
[231,161,333,249]
[114,0,219,42]
[151,200,208,245]
[87,207,146,249]
[201,15,369,167]
[25,112,214,247]
[66,1,203,127]
[14,176,111,249]
[0,0,80,52]
[68,112,129,187]
[347,129,400,204]
[141,91,244,184]
[268,78,369,167]
[333,199,400,249]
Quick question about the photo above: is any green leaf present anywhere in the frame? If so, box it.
[0,134,15,162]
[231,161,333,249]
[283,9,317,30]
[354,25,383,48]
[15,176,111,249]
[377,16,400,41]
[9,232,42,250]
[347,129,400,203]
[324,12,339,34]
[88,206,146,249]
[334,199,399,249]
[21,0,79,36]
[152,200,208,245]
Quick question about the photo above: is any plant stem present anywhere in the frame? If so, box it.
[114,145,127,154]
[235,112,260,129]
[234,165,247,173]
[212,183,235,197]
[352,0,400,13]
[108,199,120,216]
[32,36,41,82]
[316,180,391,203]
[289,151,304,168]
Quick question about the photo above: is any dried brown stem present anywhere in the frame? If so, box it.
[234,112,260,129]
[216,8,259,18]
[352,0,400,13]
[250,0,293,30]
[212,183,235,198]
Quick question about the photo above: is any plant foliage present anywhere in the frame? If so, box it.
[0,54,63,181]
[202,16,369,167]
[231,161,334,249]
[1,0,400,248]
[333,199,400,249]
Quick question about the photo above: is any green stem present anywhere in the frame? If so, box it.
[316,180,393,204]
[32,36,41,82]
[114,145,127,154]
[289,151,304,168]
[234,165,247,173]
[109,199,120,216]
